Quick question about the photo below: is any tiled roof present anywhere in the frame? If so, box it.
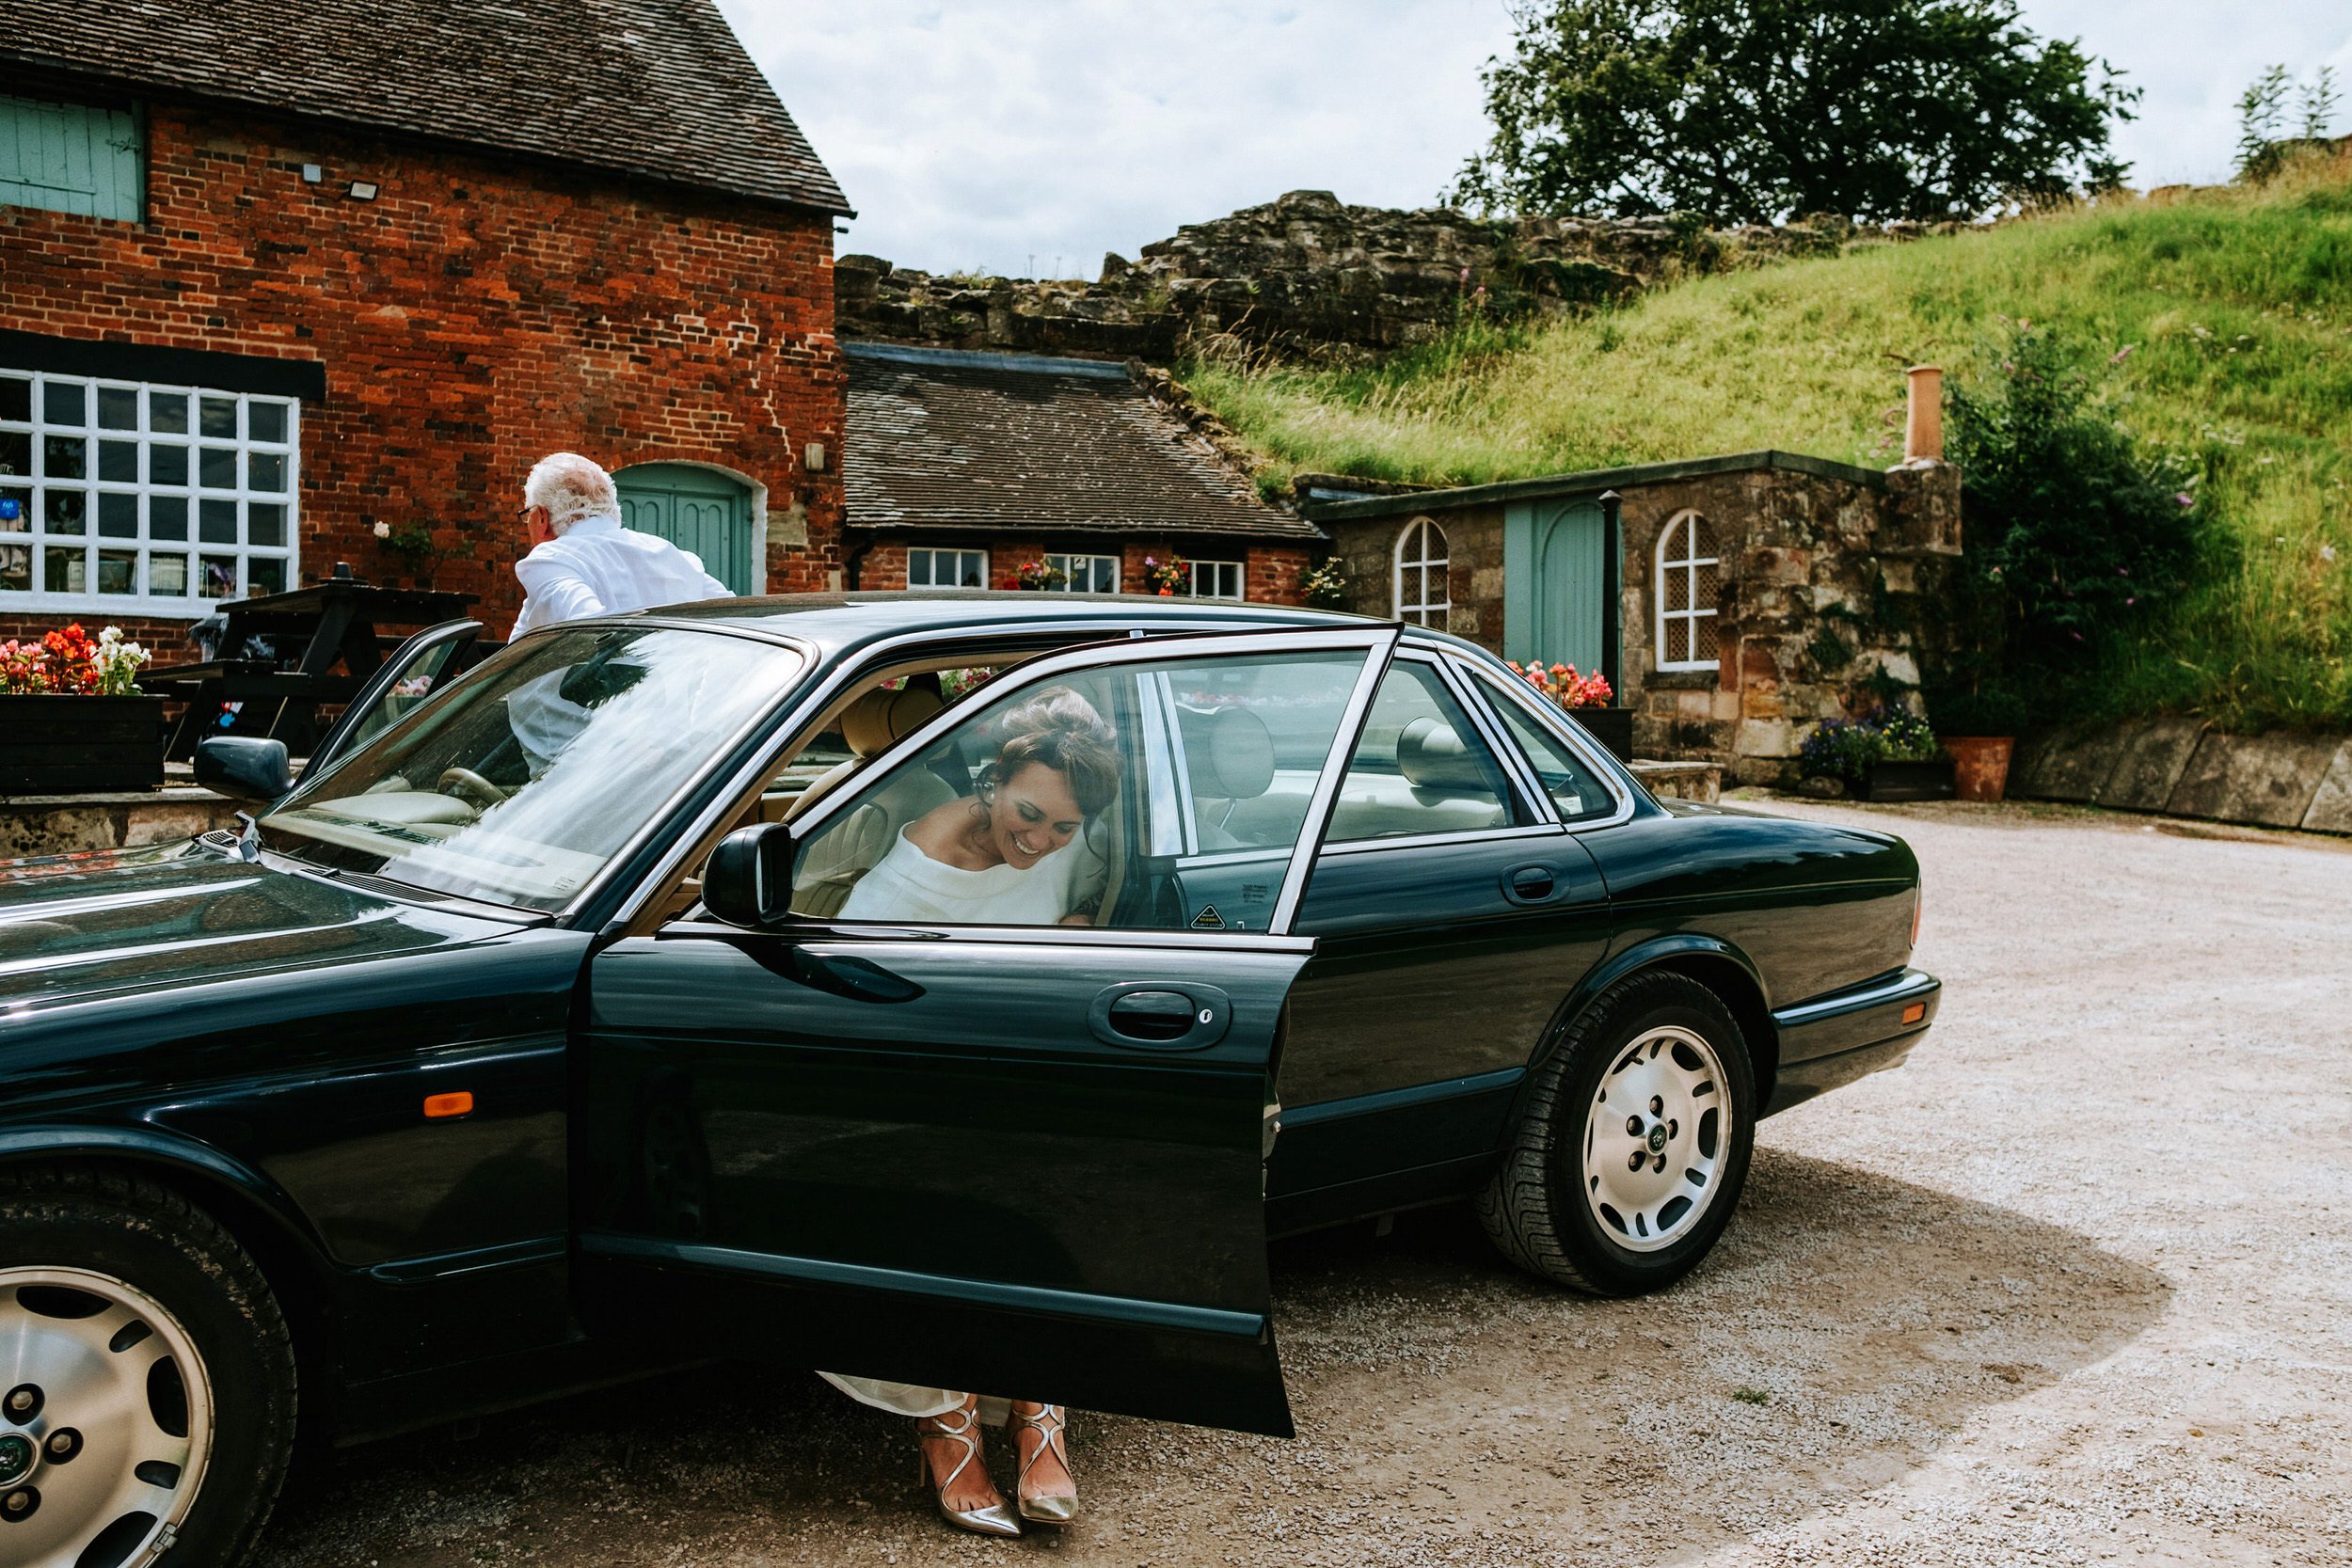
[3,0,850,214]
[844,343,1321,542]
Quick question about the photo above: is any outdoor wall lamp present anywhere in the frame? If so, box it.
[348,181,379,201]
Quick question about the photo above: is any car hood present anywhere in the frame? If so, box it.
[0,841,526,1009]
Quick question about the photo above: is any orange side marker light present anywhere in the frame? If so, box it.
[1900,1003,1926,1025]
[423,1091,475,1119]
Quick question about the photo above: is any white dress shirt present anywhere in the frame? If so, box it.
[510,512,732,638]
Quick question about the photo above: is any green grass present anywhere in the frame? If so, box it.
[1186,166,2352,730]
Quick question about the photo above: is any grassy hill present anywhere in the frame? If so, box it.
[1186,166,2352,732]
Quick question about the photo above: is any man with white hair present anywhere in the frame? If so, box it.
[510,451,732,637]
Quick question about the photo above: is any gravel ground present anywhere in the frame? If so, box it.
[252,798,2352,1567]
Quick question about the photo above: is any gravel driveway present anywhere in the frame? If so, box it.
[253,799,2352,1567]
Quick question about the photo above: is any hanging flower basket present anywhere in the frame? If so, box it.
[0,625,164,793]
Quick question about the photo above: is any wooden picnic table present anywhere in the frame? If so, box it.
[146,567,475,759]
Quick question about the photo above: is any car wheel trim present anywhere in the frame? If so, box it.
[0,1267,214,1568]
[1580,1024,1731,1254]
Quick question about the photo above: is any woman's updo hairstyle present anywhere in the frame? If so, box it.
[978,687,1121,817]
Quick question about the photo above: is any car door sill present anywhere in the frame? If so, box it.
[579,1232,1271,1342]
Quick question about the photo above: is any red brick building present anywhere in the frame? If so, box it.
[843,343,1320,605]
[0,0,851,650]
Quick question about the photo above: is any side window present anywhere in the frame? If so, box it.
[1475,671,1618,823]
[791,648,1370,931]
[1325,660,1523,844]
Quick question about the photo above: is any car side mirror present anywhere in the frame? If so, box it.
[702,821,802,928]
[194,736,293,806]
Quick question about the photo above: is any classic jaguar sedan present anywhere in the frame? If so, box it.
[0,594,1937,1568]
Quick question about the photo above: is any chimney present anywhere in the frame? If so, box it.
[1903,365,1944,463]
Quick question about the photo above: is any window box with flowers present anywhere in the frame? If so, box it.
[1506,658,1630,761]
[0,624,162,792]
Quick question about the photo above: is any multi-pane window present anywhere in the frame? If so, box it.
[1189,559,1246,600]
[1044,552,1120,593]
[907,546,989,588]
[1655,511,1720,671]
[0,370,299,615]
[1392,516,1449,627]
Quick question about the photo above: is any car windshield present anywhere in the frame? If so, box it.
[261,626,803,911]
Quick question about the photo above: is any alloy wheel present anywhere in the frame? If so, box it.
[1580,1025,1732,1252]
[0,1267,213,1568]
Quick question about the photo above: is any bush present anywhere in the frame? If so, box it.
[1799,710,1940,786]
[1946,323,2203,706]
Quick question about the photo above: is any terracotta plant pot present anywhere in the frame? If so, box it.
[1941,736,2015,802]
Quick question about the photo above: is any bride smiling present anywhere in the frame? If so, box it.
[824,685,1122,1535]
[839,686,1120,928]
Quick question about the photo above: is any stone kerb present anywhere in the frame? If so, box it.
[2009,720,2352,834]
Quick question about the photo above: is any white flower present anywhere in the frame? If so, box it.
[373,520,392,539]
[2324,545,2341,563]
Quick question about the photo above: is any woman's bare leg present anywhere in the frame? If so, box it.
[916,1395,1011,1518]
[1009,1401,1076,1521]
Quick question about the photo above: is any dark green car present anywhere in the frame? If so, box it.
[0,594,1936,1568]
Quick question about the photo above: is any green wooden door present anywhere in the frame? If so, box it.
[613,464,755,594]
[0,95,142,221]
[1502,498,1605,673]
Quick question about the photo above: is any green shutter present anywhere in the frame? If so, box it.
[0,95,143,222]
[613,463,755,594]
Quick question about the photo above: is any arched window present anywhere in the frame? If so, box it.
[1392,516,1450,627]
[1655,511,1719,671]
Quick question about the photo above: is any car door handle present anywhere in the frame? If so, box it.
[1503,863,1557,904]
[1089,983,1232,1051]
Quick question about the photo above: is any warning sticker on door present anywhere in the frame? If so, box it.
[1191,905,1226,929]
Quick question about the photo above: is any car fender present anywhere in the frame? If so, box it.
[0,1121,337,1278]
[1509,933,1780,1131]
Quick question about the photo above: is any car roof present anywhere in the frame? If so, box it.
[628,590,1378,662]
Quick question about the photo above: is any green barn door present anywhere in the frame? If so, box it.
[1502,498,1605,673]
[613,464,755,594]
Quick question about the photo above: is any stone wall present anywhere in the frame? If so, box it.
[837,189,1955,362]
[2010,720,2352,833]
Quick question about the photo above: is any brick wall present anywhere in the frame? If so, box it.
[2,90,846,647]
[851,538,1309,605]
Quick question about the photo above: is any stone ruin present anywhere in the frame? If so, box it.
[835,188,1965,362]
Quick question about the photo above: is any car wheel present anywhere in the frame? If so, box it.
[0,1165,296,1568]
[1478,971,1756,1296]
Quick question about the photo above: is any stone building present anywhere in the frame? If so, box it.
[1302,448,1962,784]
[842,343,1319,603]
[0,0,850,648]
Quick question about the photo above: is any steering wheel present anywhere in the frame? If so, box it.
[437,767,509,810]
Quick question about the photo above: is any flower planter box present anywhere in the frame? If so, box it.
[1859,757,1957,802]
[1569,705,1634,762]
[0,695,167,794]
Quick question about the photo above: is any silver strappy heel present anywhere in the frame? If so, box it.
[915,1399,1022,1538]
[1009,1402,1077,1525]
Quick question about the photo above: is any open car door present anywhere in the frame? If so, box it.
[573,626,1399,1436]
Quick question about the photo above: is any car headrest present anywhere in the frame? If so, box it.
[1395,716,1493,796]
[839,685,943,758]
[1178,705,1277,800]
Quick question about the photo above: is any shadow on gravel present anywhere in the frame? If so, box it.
[254,1147,2167,1566]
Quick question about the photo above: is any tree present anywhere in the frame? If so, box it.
[1449,0,2137,224]
[2237,64,2339,182]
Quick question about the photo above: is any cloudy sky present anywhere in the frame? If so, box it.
[716,1,2352,277]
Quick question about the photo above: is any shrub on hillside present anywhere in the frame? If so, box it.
[1946,325,2203,705]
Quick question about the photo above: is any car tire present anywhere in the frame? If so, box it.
[0,1164,296,1568]
[1478,971,1756,1296]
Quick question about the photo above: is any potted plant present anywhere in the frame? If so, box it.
[1013,559,1069,592]
[370,517,452,589]
[1799,711,1955,802]
[1299,559,1348,610]
[1927,687,2027,802]
[1508,659,1629,760]
[1138,554,1189,596]
[0,624,163,793]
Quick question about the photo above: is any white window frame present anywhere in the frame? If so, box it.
[0,368,300,619]
[1044,551,1120,593]
[906,546,989,589]
[1392,515,1449,628]
[1655,510,1719,672]
[1188,558,1246,601]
